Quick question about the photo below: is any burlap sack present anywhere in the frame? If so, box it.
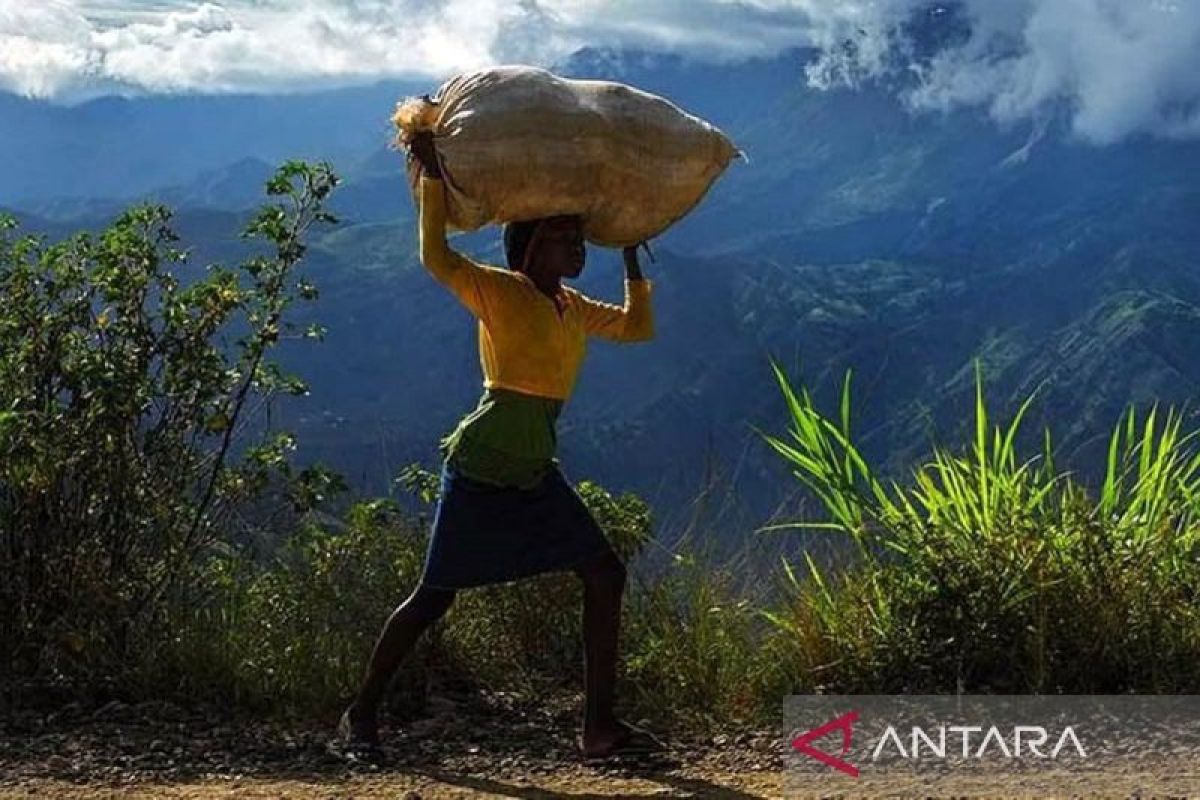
[393,65,741,247]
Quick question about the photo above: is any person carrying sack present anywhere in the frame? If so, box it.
[337,126,665,762]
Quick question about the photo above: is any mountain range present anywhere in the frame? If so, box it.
[3,45,1198,539]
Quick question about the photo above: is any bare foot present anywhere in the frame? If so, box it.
[579,719,665,759]
[338,704,380,747]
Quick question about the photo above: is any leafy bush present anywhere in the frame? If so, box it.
[0,162,339,684]
[165,497,428,712]
[159,471,656,714]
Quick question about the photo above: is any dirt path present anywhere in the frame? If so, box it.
[2,766,784,799]
[1,697,786,799]
[6,698,1195,797]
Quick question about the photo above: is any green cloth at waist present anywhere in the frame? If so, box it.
[438,387,564,490]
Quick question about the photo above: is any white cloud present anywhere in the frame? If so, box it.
[0,2,98,98]
[802,0,1200,144]
[0,1,526,99]
[2,1,1199,143]
[0,0,812,101]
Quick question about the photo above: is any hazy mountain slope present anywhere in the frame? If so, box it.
[0,79,427,208]
[5,46,1200,536]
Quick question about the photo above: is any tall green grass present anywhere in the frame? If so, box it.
[758,357,1200,692]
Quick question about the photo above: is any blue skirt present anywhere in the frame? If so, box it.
[418,460,614,589]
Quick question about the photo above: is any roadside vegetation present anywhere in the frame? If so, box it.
[4,163,1199,738]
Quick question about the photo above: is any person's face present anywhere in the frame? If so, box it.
[531,216,586,279]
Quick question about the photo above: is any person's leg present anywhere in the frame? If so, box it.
[573,545,629,752]
[342,581,458,744]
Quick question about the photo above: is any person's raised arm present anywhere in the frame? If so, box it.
[574,244,655,342]
[407,129,502,320]
[410,130,471,281]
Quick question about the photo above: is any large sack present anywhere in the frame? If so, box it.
[393,65,741,247]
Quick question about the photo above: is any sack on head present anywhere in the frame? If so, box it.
[393,65,741,247]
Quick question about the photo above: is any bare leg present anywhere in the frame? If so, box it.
[574,546,630,753]
[342,581,457,744]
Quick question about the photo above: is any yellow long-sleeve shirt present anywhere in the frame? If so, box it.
[418,176,654,401]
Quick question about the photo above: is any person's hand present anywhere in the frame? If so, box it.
[624,241,655,262]
[623,242,645,279]
[407,129,441,179]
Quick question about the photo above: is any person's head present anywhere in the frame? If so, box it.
[504,214,586,279]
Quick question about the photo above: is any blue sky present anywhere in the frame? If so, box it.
[2,1,1199,144]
